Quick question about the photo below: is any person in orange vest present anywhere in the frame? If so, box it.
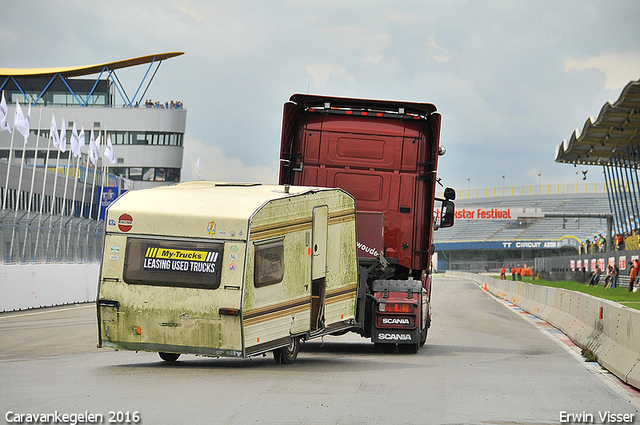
[629,259,639,292]
[500,265,506,280]
[516,265,522,281]
[510,264,516,281]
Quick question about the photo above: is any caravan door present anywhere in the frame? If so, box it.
[311,205,328,330]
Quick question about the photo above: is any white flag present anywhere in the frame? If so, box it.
[59,118,67,153]
[194,157,200,172]
[88,129,97,165]
[78,124,85,149]
[50,113,61,148]
[70,121,80,157]
[104,135,115,164]
[93,134,101,165]
[0,91,11,133]
[14,99,30,142]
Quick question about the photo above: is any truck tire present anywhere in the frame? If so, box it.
[159,352,180,362]
[419,326,428,347]
[419,308,431,347]
[273,337,300,364]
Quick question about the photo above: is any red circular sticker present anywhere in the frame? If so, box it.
[118,213,133,232]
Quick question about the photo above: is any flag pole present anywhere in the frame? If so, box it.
[80,126,92,220]
[23,105,44,260]
[61,120,77,217]
[14,102,32,212]
[77,129,91,258]
[46,115,65,259]
[9,101,32,260]
[88,128,100,221]
[2,103,18,210]
[98,126,107,222]
[58,141,74,259]
[67,123,84,257]
[35,111,56,261]
[7,102,31,259]
[69,122,83,218]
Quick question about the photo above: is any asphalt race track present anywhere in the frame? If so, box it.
[1,276,638,424]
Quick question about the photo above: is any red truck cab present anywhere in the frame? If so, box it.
[279,94,454,352]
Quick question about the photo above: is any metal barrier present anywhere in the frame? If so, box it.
[437,182,607,200]
[0,210,104,264]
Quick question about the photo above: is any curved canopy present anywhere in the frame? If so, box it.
[555,79,640,166]
[0,52,184,78]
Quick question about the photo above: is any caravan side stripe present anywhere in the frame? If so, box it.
[243,297,311,327]
[242,284,357,327]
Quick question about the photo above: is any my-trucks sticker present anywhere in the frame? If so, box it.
[144,246,220,274]
[118,214,133,232]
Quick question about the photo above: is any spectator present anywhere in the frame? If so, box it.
[604,265,613,288]
[588,266,601,286]
[629,259,639,292]
[611,264,619,289]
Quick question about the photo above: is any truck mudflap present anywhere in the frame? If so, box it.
[371,328,420,344]
[370,279,423,345]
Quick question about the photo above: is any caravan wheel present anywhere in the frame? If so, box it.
[273,337,300,364]
[159,352,180,362]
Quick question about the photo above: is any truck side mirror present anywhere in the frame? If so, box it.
[440,199,455,228]
[444,187,456,201]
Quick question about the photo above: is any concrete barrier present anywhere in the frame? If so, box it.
[0,263,100,312]
[446,270,640,390]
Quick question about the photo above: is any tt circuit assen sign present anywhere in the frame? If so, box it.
[434,238,581,251]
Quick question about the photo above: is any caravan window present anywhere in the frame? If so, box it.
[124,238,224,289]
[254,240,284,287]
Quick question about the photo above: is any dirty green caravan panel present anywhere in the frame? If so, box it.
[123,238,224,289]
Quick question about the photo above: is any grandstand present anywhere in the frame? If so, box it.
[433,189,612,272]
[436,78,640,276]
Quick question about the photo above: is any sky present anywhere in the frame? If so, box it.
[2,1,639,193]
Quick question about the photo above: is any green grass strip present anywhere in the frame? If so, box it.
[489,275,640,311]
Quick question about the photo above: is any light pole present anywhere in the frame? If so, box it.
[538,173,541,193]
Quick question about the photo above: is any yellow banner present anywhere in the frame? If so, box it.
[145,246,209,262]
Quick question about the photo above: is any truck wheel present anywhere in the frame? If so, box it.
[159,352,180,362]
[420,311,430,347]
[419,324,428,347]
[273,337,300,364]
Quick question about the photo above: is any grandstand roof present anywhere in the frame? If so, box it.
[0,52,184,78]
[555,79,640,166]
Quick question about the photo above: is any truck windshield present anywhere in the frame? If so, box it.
[123,238,224,289]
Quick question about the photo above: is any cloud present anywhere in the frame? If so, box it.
[182,139,279,184]
[304,63,355,88]
[564,50,640,90]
